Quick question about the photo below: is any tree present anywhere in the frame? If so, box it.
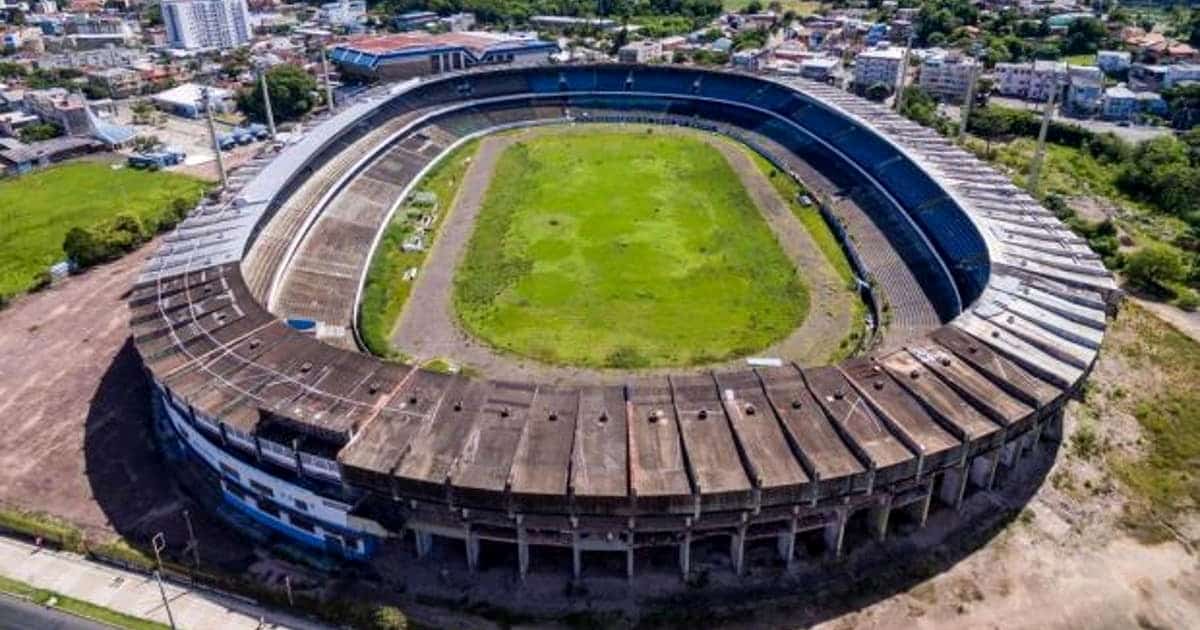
[1124,244,1187,293]
[1163,83,1200,130]
[743,0,763,14]
[237,63,319,123]
[63,227,109,268]
[865,82,891,102]
[18,122,63,143]
[1063,17,1107,55]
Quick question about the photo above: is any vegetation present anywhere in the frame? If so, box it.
[743,149,866,359]
[454,129,809,368]
[1124,244,1188,294]
[237,63,320,123]
[1103,304,1200,543]
[0,162,208,302]
[17,122,63,144]
[0,574,169,630]
[359,140,480,358]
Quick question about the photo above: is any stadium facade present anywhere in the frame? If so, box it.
[131,64,1118,578]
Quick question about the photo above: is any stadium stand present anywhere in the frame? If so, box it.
[132,65,1118,577]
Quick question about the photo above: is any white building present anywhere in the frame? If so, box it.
[617,40,663,64]
[918,51,980,103]
[854,46,905,91]
[162,0,251,51]
[318,0,365,29]
[1165,63,1200,89]
[1096,50,1131,75]
[994,60,1067,102]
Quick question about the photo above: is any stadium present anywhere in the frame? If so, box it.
[130,64,1119,581]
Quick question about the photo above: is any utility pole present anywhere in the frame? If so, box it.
[893,33,915,112]
[259,67,276,139]
[202,86,228,188]
[182,509,200,569]
[151,532,166,575]
[958,61,979,143]
[320,45,336,114]
[1027,77,1058,196]
[154,571,177,630]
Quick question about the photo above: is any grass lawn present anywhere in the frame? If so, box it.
[1062,53,1096,66]
[0,161,208,302]
[359,139,480,358]
[453,129,809,369]
[722,0,823,14]
[1085,303,1200,543]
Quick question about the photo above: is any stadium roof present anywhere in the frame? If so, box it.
[331,32,555,71]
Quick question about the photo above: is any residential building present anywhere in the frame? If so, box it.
[529,15,618,32]
[918,51,980,103]
[1129,63,1168,92]
[21,88,91,135]
[854,45,905,91]
[1066,69,1103,115]
[617,40,663,64]
[1165,63,1200,89]
[330,32,557,81]
[1096,50,1130,75]
[162,0,252,50]
[150,82,234,118]
[318,0,365,30]
[1100,84,1135,120]
[86,67,143,99]
[994,60,1066,102]
[391,10,438,31]
[440,12,475,32]
[1136,92,1167,117]
[799,56,840,82]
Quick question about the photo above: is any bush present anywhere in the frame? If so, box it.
[1124,244,1187,292]
[368,606,407,630]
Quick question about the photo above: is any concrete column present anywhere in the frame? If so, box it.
[414,529,433,559]
[625,543,635,580]
[464,530,479,573]
[969,452,996,489]
[571,531,582,580]
[916,488,933,528]
[679,531,691,579]
[1001,440,1020,467]
[730,527,746,576]
[517,527,530,580]
[778,520,796,569]
[823,511,846,559]
[1043,409,1065,442]
[869,502,891,541]
[939,465,969,510]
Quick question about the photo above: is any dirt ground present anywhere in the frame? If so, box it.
[0,242,251,568]
[391,125,855,383]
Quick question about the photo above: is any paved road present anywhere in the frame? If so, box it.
[0,593,105,630]
[944,97,1173,143]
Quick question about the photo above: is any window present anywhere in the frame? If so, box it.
[223,481,247,501]
[289,513,316,533]
[256,498,281,518]
[294,499,309,512]
[249,479,274,497]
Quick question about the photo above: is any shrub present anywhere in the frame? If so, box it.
[368,606,407,630]
[1124,244,1187,293]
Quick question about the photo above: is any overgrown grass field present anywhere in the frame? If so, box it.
[0,161,208,301]
[453,130,809,368]
[359,140,480,358]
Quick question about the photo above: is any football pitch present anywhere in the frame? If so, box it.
[453,129,810,368]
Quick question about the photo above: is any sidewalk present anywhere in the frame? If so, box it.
[0,536,329,629]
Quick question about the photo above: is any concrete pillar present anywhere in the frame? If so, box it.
[870,502,891,541]
[414,529,433,559]
[939,465,969,510]
[679,531,691,579]
[823,511,846,559]
[778,520,796,569]
[916,488,933,528]
[969,452,997,489]
[625,542,635,580]
[1043,410,1065,442]
[571,531,581,580]
[730,527,746,576]
[464,530,479,572]
[1001,440,1020,467]
[517,527,530,580]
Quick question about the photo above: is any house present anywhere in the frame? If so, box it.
[391,11,438,32]
[800,57,840,82]
[1066,66,1103,114]
[994,60,1066,102]
[1096,50,1131,75]
[1129,63,1168,92]
[618,40,663,64]
[1100,84,1136,120]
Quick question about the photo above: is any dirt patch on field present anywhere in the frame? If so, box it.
[0,243,251,568]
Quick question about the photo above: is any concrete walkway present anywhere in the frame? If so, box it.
[0,536,328,630]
